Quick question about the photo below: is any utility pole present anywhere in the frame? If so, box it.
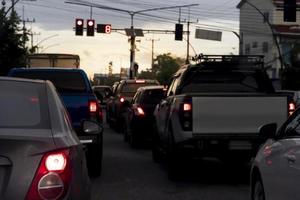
[147,38,160,70]
[178,6,198,64]
[22,5,35,49]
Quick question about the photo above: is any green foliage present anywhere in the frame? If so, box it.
[0,7,28,75]
[137,68,156,80]
[154,53,184,85]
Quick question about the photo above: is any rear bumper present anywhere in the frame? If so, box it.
[174,133,264,157]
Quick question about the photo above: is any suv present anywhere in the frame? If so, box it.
[8,68,103,177]
[106,79,159,130]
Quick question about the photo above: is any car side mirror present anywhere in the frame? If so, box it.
[82,120,103,134]
[259,123,277,139]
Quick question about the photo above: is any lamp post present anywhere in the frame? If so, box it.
[66,0,198,78]
[35,34,59,53]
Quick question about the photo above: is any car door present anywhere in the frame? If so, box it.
[262,109,300,200]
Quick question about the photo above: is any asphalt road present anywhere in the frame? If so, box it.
[91,124,250,200]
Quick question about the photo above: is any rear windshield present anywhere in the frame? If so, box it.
[179,69,274,93]
[0,80,50,128]
[121,83,158,97]
[11,71,87,93]
[141,89,165,104]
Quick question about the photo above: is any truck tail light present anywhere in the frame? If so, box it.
[25,149,72,200]
[89,100,98,113]
[288,101,296,116]
[179,97,193,131]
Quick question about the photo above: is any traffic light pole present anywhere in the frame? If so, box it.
[129,14,135,79]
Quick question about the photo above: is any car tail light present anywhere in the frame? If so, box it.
[120,97,125,103]
[179,97,193,131]
[89,100,98,113]
[25,149,71,200]
[288,101,296,116]
[134,106,145,116]
[135,80,145,83]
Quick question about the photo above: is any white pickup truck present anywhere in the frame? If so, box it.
[152,55,295,179]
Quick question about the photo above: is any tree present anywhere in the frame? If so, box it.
[138,68,156,80]
[153,53,185,85]
[0,7,28,75]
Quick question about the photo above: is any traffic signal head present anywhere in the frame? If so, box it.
[175,23,183,41]
[87,19,95,36]
[97,24,112,34]
[284,0,296,22]
[75,18,84,36]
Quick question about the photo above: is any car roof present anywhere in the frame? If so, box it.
[137,85,164,91]
[0,76,47,84]
[9,67,84,72]
[93,85,111,89]
[119,79,158,84]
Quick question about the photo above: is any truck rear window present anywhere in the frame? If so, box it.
[11,71,87,93]
[0,81,50,128]
[180,69,274,93]
[140,89,165,104]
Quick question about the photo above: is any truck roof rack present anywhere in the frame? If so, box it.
[191,54,265,68]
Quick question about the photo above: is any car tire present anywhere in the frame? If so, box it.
[129,129,139,148]
[86,143,103,177]
[252,177,265,200]
[152,123,163,163]
[166,128,182,181]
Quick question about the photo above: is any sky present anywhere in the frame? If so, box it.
[11,0,241,77]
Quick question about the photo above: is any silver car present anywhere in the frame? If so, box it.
[250,108,300,200]
[0,77,98,200]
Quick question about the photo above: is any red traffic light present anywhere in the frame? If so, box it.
[86,19,95,36]
[75,18,84,36]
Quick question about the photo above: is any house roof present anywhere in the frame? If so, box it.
[237,0,300,9]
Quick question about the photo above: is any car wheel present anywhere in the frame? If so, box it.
[123,121,129,142]
[166,129,182,181]
[86,143,103,177]
[129,129,139,148]
[152,123,163,163]
[252,177,265,200]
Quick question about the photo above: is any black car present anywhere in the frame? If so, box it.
[123,85,166,147]
[93,85,112,105]
[106,79,159,131]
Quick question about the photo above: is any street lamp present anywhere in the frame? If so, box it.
[65,0,198,79]
[35,34,59,53]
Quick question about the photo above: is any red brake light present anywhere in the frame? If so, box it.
[183,103,192,111]
[45,153,67,172]
[89,101,98,113]
[137,107,145,115]
[26,149,71,200]
[135,80,145,83]
[289,102,296,116]
[120,97,125,103]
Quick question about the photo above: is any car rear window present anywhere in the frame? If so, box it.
[11,71,87,93]
[141,89,165,104]
[0,80,50,128]
[121,83,158,97]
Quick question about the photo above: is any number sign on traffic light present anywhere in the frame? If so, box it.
[97,24,112,34]
[175,23,183,41]
[75,18,84,36]
[87,19,95,36]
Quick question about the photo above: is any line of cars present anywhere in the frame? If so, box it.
[1,67,104,199]
[101,55,300,200]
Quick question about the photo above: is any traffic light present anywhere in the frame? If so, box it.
[75,18,84,36]
[86,19,95,36]
[97,24,112,34]
[284,0,296,22]
[175,23,183,41]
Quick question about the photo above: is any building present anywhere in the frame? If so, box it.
[237,0,300,78]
